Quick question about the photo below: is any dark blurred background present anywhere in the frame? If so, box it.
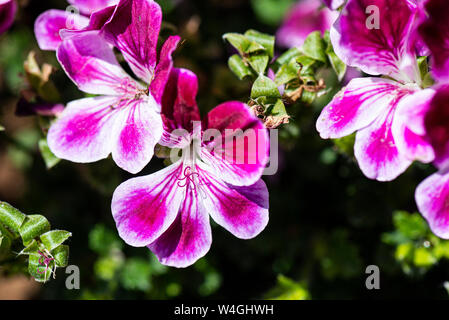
[0,0,448,300]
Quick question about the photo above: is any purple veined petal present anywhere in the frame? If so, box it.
[34,10,89,51]
[111,96,163,174]
[0,0,16,35]
[354,99,413,181]
[111,162,185,247]
[317,77,402,139]
[160,68,201,148]
[277,0,338,48]
[57,32,140,95]
[47,96,123,164]
[198,163,269,240]
[148,187,212,268]
[416,171,449,239]
[331,0,420,82]
[15,99,64,117]
[101,0,162,84]
[67,0,119,15]
[202,101,269,187]
[60,5,116,40]
[150,35,181,104]
[424,85,449,171]
[392,88,436,163]
[418,0,449,83]
[323,0,346,10]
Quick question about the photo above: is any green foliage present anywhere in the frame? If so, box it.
[0,202,71,282]
[382,211,449,274]
[38,139,61,169]
[251,0,295,26]
[265,275,310,300]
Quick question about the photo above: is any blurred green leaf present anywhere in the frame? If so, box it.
[39,139,61,169]
[302,31,327,63]
[0,201,26,237]
[120,258,152,291]
[89,224,123,256]
[251,0,295,26]
[265,275,310,300]
[324,31,347,81]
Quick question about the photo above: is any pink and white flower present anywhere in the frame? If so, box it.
[111,68,270,268]
[34,0,118,51]
[47,0,180,174]
[277,0,338,48]
[316,0,435,182]
[0,0,17,35]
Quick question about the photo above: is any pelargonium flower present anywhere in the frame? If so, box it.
[111,68,270,268]
[277,0,338,48]
[323,0,346,10]
[34,0,118,51]
[316,0,436,182]
[47,0,180,174]
[0,0,17,35]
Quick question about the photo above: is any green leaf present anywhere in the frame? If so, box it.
[228,54,253,80]
[333,133,356,158]
[324,31,347,81]
[39,139,61,169]
[413,247,437,267]
[223,33,264,55]
[276,47,302,66]
[247,53,269,74]
[270,99,288,117]
[19,215,51,246]
[417,56,429,81]
[40,230,71,252]
[251,75,281,99]
[52,245,69,268]
[18,239,39,256]
[89,224,123,255]
[28,251,54,283]
[0,236,12,261]
[302,31,327,63]
[244,29,275,58]
[265,275,310,300]
[0,202,27,237]
[393,211,428,240]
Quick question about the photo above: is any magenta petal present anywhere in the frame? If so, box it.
[101,0,162,83]
[199,165,269,240]
[111,163,185,247]
[418,0,449,82]
[317,77,400,139]
[47,96,123,164]
[112,97,163,174]
[0,0,16,35]
[34,10,89,51]
[67,0,119,15]
[277,0,337,48]
[424,85,449,171]
[203,102,269,186]
[57,32,137,95]
[150,36,181,104]
[160,68,201,148]
[148,190,212,268]
[331,0,420,81]
[354,105,412,181]
[392,89,436,163]
[416,172,449,239]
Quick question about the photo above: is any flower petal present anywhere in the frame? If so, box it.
[47,96,123,164]
[34,9,89,51]
[202,101,269,186]
[424,85,449,171]
[392,88,436,163]
[323,0,346,10]
[198,164,269,240]
[112,97,163,174]
[111,162,185,247]
[331,0,420,82]
[101,0,162,83]
[416,171,449,239]
[57,32,138,95]
[67,0,119,15]
[354,102,413,181]
[317,77,401,139]
[277,0,337,48]
[150,36,181,104]
[148,189,212,268]
[0,0,16,35]
[418,0,449,82]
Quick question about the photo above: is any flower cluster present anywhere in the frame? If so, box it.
[34,0,270,268]
[316,0,449,239]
